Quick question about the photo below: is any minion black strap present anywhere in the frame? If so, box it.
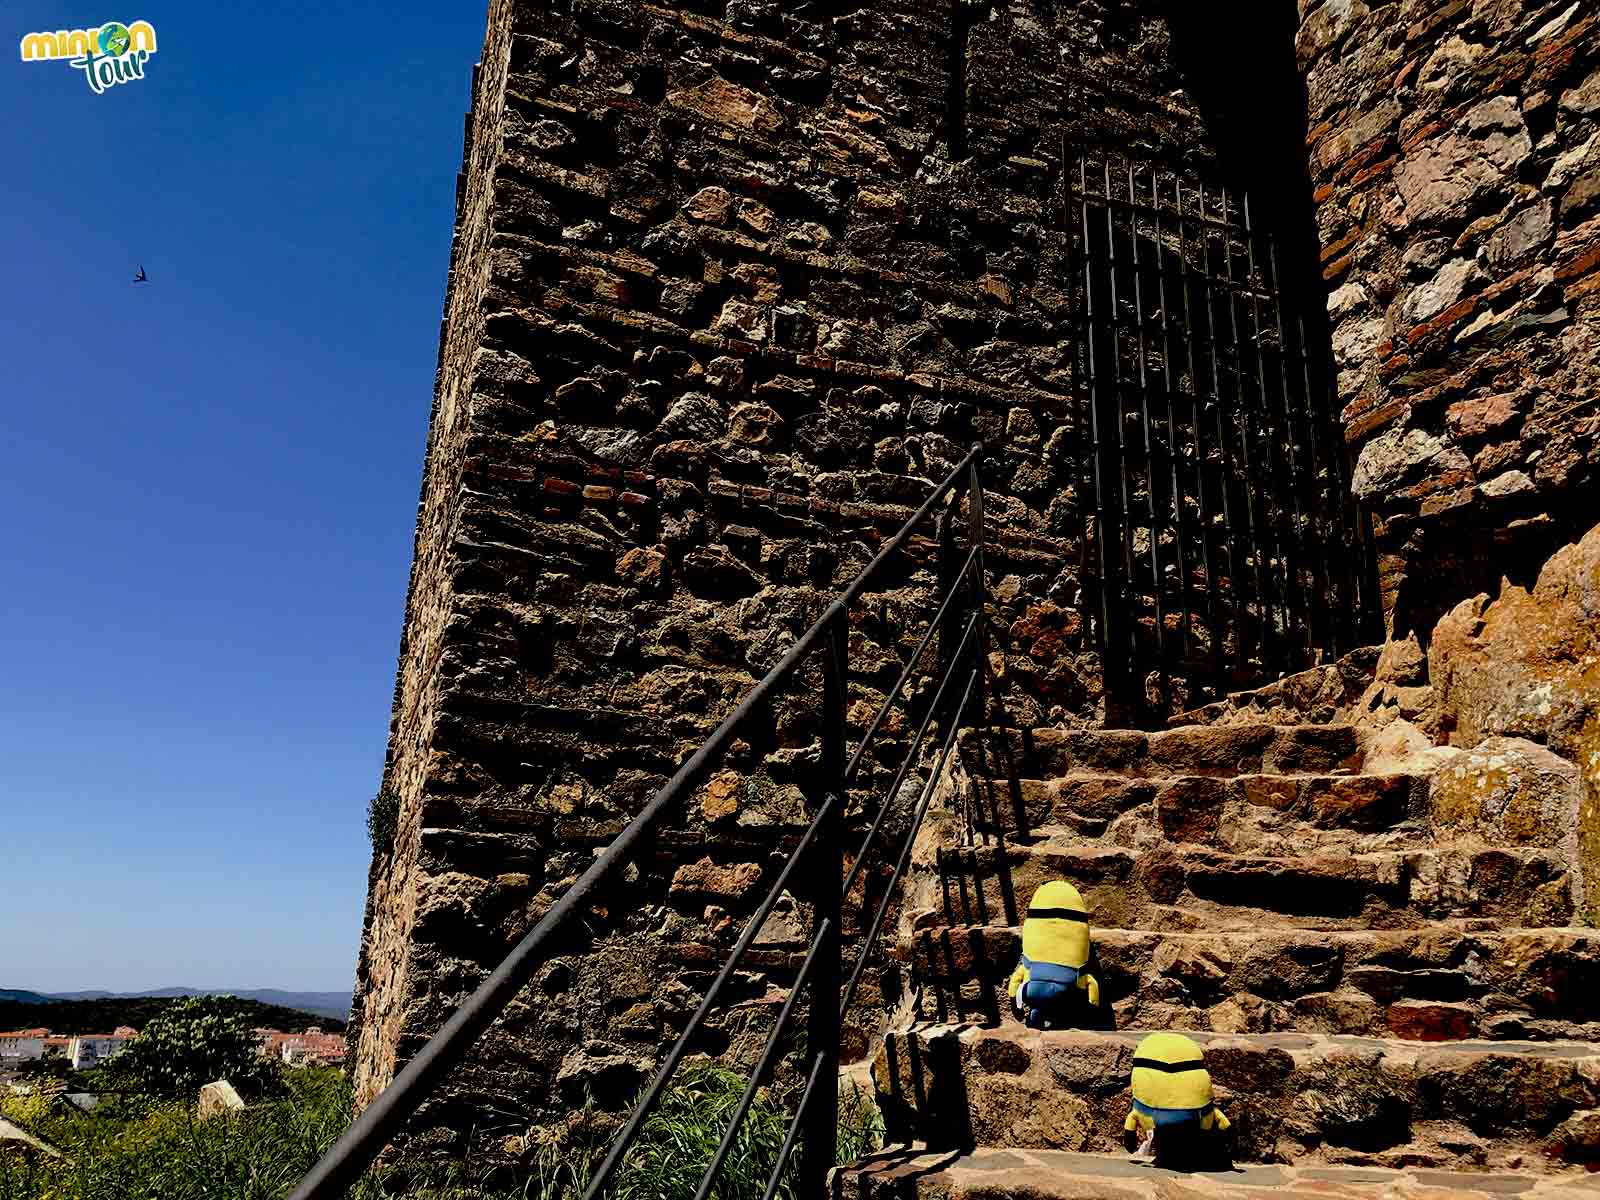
[1026,907,1088,921]
[1131,1057,1206,1073]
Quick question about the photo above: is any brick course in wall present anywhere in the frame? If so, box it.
[346,0,1329,1152]
[1299,0,1600,639]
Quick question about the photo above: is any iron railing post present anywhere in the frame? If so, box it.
[936,498,963,687]
[964,447,990,786]
[802,613,846,1197]
[961,447,1024,912]
[966,444,989,701]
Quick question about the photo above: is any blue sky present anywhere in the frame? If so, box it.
[0,2,489,993]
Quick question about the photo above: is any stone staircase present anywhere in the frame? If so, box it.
[851,685,1600,1199]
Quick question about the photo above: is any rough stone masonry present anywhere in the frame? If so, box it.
[348,0,1599,1154]
[1303,0,1600,636]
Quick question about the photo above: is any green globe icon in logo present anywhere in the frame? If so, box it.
[98,22,132,57]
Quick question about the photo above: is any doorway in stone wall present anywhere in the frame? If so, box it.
[1067,149,1382,724]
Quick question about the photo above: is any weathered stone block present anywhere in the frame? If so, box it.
[1428,736,1584,847]
[666,76,785,136]
[197,1080,247,1121]
[1429,522,1600,758]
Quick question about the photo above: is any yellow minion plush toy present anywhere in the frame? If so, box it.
[1006,881,1101,1029]
[1123,1033,1230,1167]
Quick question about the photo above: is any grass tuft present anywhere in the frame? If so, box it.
[0,1060,885,1200]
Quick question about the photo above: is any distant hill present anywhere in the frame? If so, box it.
[0,995,348,1036]
[41,989,351,1021]
[0,989,53,1005]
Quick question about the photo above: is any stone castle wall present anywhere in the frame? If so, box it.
[349,0,519,1111]
[1299,0,1600,641]
[347,0,1312,1149]
[351,0,1600,1156]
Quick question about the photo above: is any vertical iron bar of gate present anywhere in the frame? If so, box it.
[1260,213,1325,664]
[803,614,846,1199]
[1314,305,1380,649]
[1173,177,1225,678]
[1197,184,1248,677]
[1291,305,1339,655]
[1215,186,1272,673]
[1239,191,1294,673]
[1125,158,1169,692]
[1150,169,1195,668]
[1301,303,1358,650]
[1076,157,1119,698]
[1103,158,1141,681]
[1337,345,1384,648]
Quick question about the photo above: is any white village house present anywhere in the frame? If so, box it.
[67,1027,138,1070]
[0,1030,48,1062]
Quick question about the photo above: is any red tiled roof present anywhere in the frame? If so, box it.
[257,1029,346,1059]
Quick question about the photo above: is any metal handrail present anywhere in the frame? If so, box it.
[580,789,840,1198]
[840,607,978,901]
[843,544,980,787]
[287,442,993,1200]
[842,664,977,1021]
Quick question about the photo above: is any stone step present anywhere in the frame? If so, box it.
[911,841,1576,933]
[839,1147,1600,1200]
[1160,645,1383,731]
[895,924,1600,1043]
[962,771,1431,849]
[970,722,1365,781]
[870,1024,1600,1173]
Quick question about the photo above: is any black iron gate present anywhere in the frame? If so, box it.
[1069,150,1380,721]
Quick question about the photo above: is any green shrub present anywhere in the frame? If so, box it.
[107,995,278,1100]
[367,788,401,855]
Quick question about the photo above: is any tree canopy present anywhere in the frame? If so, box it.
[0,995,344,1038]
[105,996,282,1098]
